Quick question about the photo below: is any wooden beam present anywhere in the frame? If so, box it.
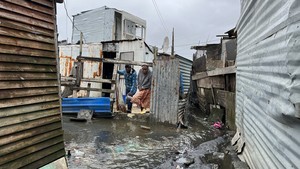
[61,77,115,84]
[82,78,115,84]
[77,56,153,67]
[73,87,114,93]
[192,66,236,80]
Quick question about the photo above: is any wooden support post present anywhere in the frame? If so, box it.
[110,62,118,99]
[79,32,83,57]
[171,28,175,58]
[86,83,91,97]
[72,90,77,98]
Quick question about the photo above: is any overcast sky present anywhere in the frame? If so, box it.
[56,0,240,60]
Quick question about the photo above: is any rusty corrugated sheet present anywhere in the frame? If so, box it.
[0,0,65,168]
[236,0,300,168]
[150,57,180,124]
[59,44,103,97]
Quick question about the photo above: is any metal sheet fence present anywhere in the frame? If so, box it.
[236,0,300,168]
[150,58,180,124]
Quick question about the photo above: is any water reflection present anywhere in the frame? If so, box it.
[63,115,216,169]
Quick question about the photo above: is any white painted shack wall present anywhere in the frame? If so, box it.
[72,7,115,44]
[59,44,103,97]
[236,0,300,168]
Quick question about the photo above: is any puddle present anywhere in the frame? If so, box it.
[62,113,221,169]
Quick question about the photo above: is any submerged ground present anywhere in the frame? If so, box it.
[62,108,236,169]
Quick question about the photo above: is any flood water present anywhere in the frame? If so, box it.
[62,113,223,169]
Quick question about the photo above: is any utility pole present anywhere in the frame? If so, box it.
[171,28,175,58]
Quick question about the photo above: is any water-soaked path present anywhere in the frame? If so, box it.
[62,114,223,169]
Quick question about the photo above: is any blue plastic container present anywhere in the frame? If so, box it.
[62,97,112,117]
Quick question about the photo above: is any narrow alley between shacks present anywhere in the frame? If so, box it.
[0,1,299,169]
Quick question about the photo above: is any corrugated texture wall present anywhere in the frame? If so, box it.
[236,0,300,168]
[0,0,65,168]
[72,7,115,43]
[151,57,180,124]
[176,55,192,93]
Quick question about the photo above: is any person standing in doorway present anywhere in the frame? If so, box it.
[117,64,137,113]
[130,65,152,114]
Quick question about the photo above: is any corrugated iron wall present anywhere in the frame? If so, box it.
[0,0,65,168]
[72,7,115,43]
[236,0,300,168]
[150,57,180,124]
[176,55,192,93]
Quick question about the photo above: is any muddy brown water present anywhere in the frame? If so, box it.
[62,114,223,169]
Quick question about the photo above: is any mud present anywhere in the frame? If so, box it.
[62,110,229,169]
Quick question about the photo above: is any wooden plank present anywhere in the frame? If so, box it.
[31,0,54,8]
[0,18,54,37]
[60,77,115,84]
[3,0,53,15]
[0,136,63,165]
[78,56,153,67]
[110,64,118,98]
[192,66,236,80]
[0,129,62,157]
[0,101,60,118]
[208,66,236,76]
[0,54,56,65]
[0,94,59,109]
[0,45,55,58]
[0,9,54,30]
[74,87,115,93]
[0,87,58,99]
[0,72,57,80]
[0,122,61,146]
[82,78,115,84]
[0,80,58,89]
[21,149,65,169]
[0,1,54,23]
[192,72,207,80]
[0,115,61,137]
[0,108,60,127]
[196,76,225,89]
[0,63,56,72]
[0,35,55,51]
[0,27,54,44]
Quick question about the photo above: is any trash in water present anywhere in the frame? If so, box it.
[213,121,223,129]
[127,113,135,118]
[140,125,151,130]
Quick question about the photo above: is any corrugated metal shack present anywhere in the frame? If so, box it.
[151,55,180,124]
[60,6,152,100]
[72,6,146,43]
[0,0,65,168]
[235,0,300,168]
[59,39,153,98]
[192,32,237,130]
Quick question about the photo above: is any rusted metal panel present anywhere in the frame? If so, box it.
[150,57,180,124]
[59,44,103,97]
[0,0,65,168]
[236,0,300,168]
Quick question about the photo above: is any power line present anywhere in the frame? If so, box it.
[175,39,220,48]
[152,0,169,35]
[63,0,86,43]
